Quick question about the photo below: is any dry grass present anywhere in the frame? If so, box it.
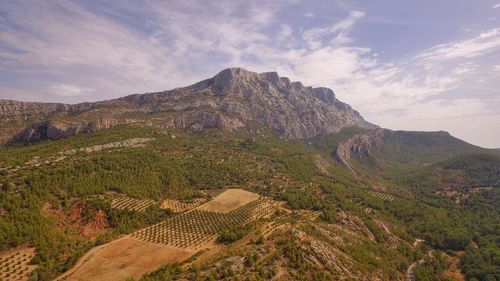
[57,237,192,281]
[196,189,259,213]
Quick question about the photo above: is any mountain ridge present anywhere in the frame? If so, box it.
[0,67,377,143]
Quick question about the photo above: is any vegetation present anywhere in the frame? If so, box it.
[217,225,252,244]
[1,124,498,280]
[132,198,277,249]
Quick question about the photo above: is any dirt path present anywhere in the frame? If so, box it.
[407,250,432,281]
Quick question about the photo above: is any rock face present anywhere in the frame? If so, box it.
[1,68,377,143]
[334,128,480,174]
[334,129,386,174]
[12,118,124,143]
[120,68,377,138]
[0,100,94,116]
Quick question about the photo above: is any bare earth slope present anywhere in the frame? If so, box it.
[57,237,192,281]
[196,188,259,213]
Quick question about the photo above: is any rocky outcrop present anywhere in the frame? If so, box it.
[0,100,67,116]
[0,100,95,116]
[12,117,124,143]
[166,111,245,132]
[63,138,154,155]
[334,129,385,173]
[2,67,377,143]
[334,128,479,174]
[120,68,377,138]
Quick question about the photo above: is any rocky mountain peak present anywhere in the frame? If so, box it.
[1,67,378,143]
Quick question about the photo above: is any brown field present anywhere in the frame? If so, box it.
[0,247,37,281]
[59,189,280,281]
[196,189,259,213]
[57,237,193,281]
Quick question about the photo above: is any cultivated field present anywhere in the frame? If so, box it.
[57,237,192,281]
[201,189,226,198]
[161,198,206,213]
[132,196,279,250]
[110,194,155,212]
[0,247,37,281]
[368,191,395,201]
[60,189,280,281]
[196,188,260,213]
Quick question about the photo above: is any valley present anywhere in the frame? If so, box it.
[0,68,498,281]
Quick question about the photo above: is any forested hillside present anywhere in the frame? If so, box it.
[1,122,498,281]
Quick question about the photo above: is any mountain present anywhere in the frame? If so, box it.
[0,67,376,144]
[1,67,499,281]
[333,128,484,174]
[396,152,500,194]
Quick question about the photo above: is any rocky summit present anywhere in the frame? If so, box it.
[0,68,376,143]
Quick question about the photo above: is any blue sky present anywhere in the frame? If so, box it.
[0,0,499,147]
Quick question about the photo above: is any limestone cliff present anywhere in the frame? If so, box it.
[1,68,377,143]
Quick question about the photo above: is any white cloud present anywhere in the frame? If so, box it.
[51,84,93,97]
[375,99,500,148]
[302,10,365,49]
[493,3,500,8]
[0,1,498,147]
[415,28,500,61]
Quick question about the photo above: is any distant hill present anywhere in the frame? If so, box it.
[397,153,500,192]
[333,128,485,175]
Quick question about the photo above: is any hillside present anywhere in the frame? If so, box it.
[1,126,416,280]
[397,153,500,195]
[332,128,486,176]
[0,68,499,281]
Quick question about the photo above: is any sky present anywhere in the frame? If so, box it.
[0,1,499,148]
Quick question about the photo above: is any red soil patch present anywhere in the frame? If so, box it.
[42,199,108,239]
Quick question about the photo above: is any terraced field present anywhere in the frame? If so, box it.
[60,189,281,281]
[160,198,206,213]
[132,196,280,249]
[197,188,260,213]
[110,195,155,212]
[368,191,395,202]
[0,247,37,281]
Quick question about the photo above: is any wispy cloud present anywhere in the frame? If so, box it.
[416,29,500,61]
[0,1,498,147]
[51,84,93,97]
